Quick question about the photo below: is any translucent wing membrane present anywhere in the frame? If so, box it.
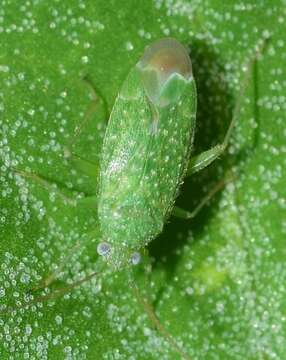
[137,38,193,107]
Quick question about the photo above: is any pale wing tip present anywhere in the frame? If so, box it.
[136,38,193,107]
[138,38,192,79]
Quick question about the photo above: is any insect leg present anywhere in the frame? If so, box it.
[130,282,192,360]
[32,270,100,304]
[187,144,225,176]
[69,75,109,146]
[187,37,270,177]
[4,269,101,315]
[13,168,79,205]
[10,78,109,200]
[31,226,100,292]
[172,177,233,219]
[64,76,108,180]
[64,150,100,183]
[32,242,81,291]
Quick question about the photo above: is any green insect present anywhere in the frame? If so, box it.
[17,37,266,359]
[97,38,234,269]
[97,38,197,269]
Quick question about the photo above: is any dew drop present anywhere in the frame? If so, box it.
[0,287,5,298]
[130,252,141,265]
[0,65,9,73]
[97,242,111,256]
[81,55,89,64]
[20,273,30,284]
[125,41,134,51]
[55,315,63,325]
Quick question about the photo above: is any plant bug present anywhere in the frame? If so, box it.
[12,37,269,360]
[97,38,196,269]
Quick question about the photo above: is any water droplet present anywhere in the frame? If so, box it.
[55,315,63,325]
[130,252,141,265]
[125,41,134,51]
[97,242,111,256]
[0,65,9,73]
[81,55,89,64]
[0,287,5,297]
[25,325,32,336]
[20,273,30,284]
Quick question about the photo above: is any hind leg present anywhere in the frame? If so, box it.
[64,76,109,181]
[173,38,270,219]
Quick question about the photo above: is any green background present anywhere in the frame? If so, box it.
[0,0,285,359]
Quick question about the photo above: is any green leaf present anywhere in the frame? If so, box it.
[0,1,285,359]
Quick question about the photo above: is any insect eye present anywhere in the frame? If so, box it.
[137,38,192,107]
[130,252,141,265]
[97,242,111,256]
